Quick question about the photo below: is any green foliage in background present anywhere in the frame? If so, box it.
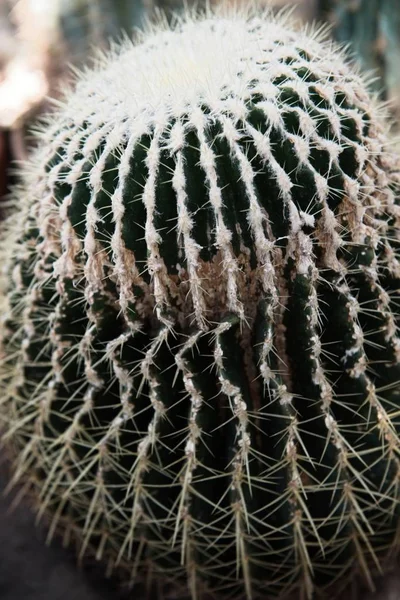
[319,0,400,117]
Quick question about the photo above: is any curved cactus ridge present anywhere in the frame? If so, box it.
[1,4,400,600]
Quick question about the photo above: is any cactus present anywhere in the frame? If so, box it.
[1,5,400,600]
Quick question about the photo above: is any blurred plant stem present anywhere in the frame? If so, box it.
[318,0,400,125]
[59,0,208,51]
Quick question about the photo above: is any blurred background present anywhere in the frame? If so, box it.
[0,1,400,599]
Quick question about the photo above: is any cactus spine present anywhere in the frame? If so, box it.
[1,5,400,599]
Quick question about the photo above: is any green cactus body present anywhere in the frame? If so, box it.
[1,6,400,599]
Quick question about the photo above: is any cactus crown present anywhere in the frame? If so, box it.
[1,5,400,600]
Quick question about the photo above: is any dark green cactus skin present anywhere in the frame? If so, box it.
[1,9,400,600]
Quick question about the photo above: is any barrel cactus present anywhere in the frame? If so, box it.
[1,5,400,600]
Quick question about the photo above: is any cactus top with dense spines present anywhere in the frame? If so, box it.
[1,5,400,600]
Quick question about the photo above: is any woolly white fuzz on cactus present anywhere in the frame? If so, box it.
[1,4,400,600]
